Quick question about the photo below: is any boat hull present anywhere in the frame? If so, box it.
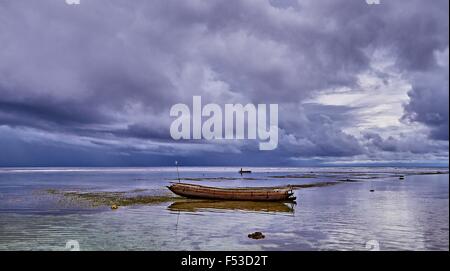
[167,183,296,202]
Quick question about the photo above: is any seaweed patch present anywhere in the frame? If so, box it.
[45,189,181,208]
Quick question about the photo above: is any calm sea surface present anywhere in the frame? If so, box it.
[0,167,448,251]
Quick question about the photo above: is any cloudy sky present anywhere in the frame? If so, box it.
[0,0,448,167]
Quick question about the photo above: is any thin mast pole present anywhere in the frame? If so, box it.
[175,161,180,183]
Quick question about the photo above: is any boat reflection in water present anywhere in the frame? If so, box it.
[168,199,295,213]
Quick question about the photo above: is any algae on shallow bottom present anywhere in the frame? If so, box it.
[269,174,317,179]
[290,181,340,189]
[45,189,181,208]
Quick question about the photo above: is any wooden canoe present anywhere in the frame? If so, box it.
[167,182,296,201]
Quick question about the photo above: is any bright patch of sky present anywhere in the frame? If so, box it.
[304,50,420,139]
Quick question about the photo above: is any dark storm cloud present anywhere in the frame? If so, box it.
[0,0,448,166]
[403,53,449,141]
[0,98,107,126]
[363,132,447,154]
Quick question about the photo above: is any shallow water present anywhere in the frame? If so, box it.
[0,167,448,250]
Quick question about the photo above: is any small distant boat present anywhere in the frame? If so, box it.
[239,168,252,174]
[167,183,296,202]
